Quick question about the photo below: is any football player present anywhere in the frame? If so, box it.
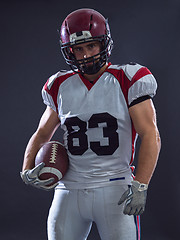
[21,8,161,240]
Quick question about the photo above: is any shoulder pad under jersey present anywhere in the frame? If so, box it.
[41,70,74,112]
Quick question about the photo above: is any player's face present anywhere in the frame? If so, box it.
[72,41,101,65]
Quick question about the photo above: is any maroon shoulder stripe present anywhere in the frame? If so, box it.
[44,72,75,112]
[106,68,131,105]
[130,67,151,87]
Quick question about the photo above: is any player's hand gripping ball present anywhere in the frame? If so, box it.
[35,141,69,187]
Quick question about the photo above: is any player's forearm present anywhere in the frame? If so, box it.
[22,130,51,171]
[134,129,161,184]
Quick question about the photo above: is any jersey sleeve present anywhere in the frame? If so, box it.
[125,63,157,105]
[41,72,60,112]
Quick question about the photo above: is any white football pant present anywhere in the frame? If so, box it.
[47,185,138,240]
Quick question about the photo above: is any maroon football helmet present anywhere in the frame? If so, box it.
[59,8,113,75]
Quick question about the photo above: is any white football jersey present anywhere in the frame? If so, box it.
[42,63,157,189]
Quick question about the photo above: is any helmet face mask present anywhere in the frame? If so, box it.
[59,9,113,75]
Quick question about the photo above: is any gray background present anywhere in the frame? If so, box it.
[1,0,180,239]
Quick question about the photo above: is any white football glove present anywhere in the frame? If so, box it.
[20,162,58,191]
[118,180,148,215]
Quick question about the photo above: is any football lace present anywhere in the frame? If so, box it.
[49,143,58,164]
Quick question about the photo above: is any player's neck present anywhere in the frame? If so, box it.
[84,63,108,82]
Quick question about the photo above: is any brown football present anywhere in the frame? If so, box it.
[35,141,69,186]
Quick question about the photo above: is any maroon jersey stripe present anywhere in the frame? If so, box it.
[106,68,130,105]
[130,67,152,87]
[106,67,137,166]
[44,72,75,112]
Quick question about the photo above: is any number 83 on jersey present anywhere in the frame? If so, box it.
[64,112,119,156]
